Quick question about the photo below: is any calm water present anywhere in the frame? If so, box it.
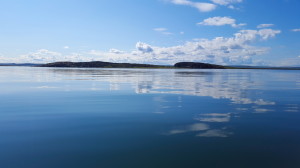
[0,67,300,168]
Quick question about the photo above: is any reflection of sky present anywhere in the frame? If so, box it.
[196,113,231,123]
[166,123,209,135]
[1,67,299,109]
[166,121,233,138]
[1,67,300,138]
[166,111,234,138]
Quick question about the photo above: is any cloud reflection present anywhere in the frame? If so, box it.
[2,67,299,139]
[253,108,274,113]
[166,122,233,138]
[166,123,209,135]
[36,68,280,108]
[6,67,281,119]
[196,129,233,138]
[196,113,231,122]
[35,86,58,89]
[285,104,299,113]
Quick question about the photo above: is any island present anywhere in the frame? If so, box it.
[174,62,225,69]
[1,61,299,70]
[39,61,227,69]
[39,61,171,69]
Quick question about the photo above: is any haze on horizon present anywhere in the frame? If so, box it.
[0,0,300,66]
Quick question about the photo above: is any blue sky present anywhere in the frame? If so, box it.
[1,0,300,66]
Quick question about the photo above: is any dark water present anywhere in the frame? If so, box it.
[0,67,300,168]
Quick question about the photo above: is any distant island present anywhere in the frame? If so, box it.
[39,61,226,69]
[39,61,300,70]
[174,62,225,69]
[39,61,171,68]
[1,61,300,70]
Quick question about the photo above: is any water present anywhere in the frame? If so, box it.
[0,66,300,168]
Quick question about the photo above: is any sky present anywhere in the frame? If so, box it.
[0,0,300,66]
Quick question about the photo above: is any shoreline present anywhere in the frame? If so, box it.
[1,61,300,70]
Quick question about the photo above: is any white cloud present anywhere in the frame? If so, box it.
[153,28,167,32]
[64,46,70,49]
[153,27,173,35]
[5,28,281,65]
[20,49,62,63]
[170,0,190,5]
[170,0,217,12]
[87,28,280,65]
[192,2,217,12]
[210,0,243,9]
[257,24,274,29]
[180,31,185,35]
[291,29,300,32]
[198,16,246,28]
[109,48,124,54]
[16,49,98,63]
[228,5,235,9]
[233,29,281,43]
[211,0,243,5]
[257,29,281,40]
[199,16,235,26]
[135,42,154,53]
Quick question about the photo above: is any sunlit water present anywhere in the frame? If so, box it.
[0,67,300,168]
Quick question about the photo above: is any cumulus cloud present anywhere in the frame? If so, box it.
[233,29,281,43]
[170,0,217,12]
[136,42,154,53]
[198,16,246,28]
[257,24,274,29]
[291,29,300,32]
[257,29,281,40]
[5,28,281,65]
[87,28,280,65]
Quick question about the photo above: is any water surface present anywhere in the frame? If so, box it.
[0,67,300,168]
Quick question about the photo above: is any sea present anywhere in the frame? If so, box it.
[0,66,300,168]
